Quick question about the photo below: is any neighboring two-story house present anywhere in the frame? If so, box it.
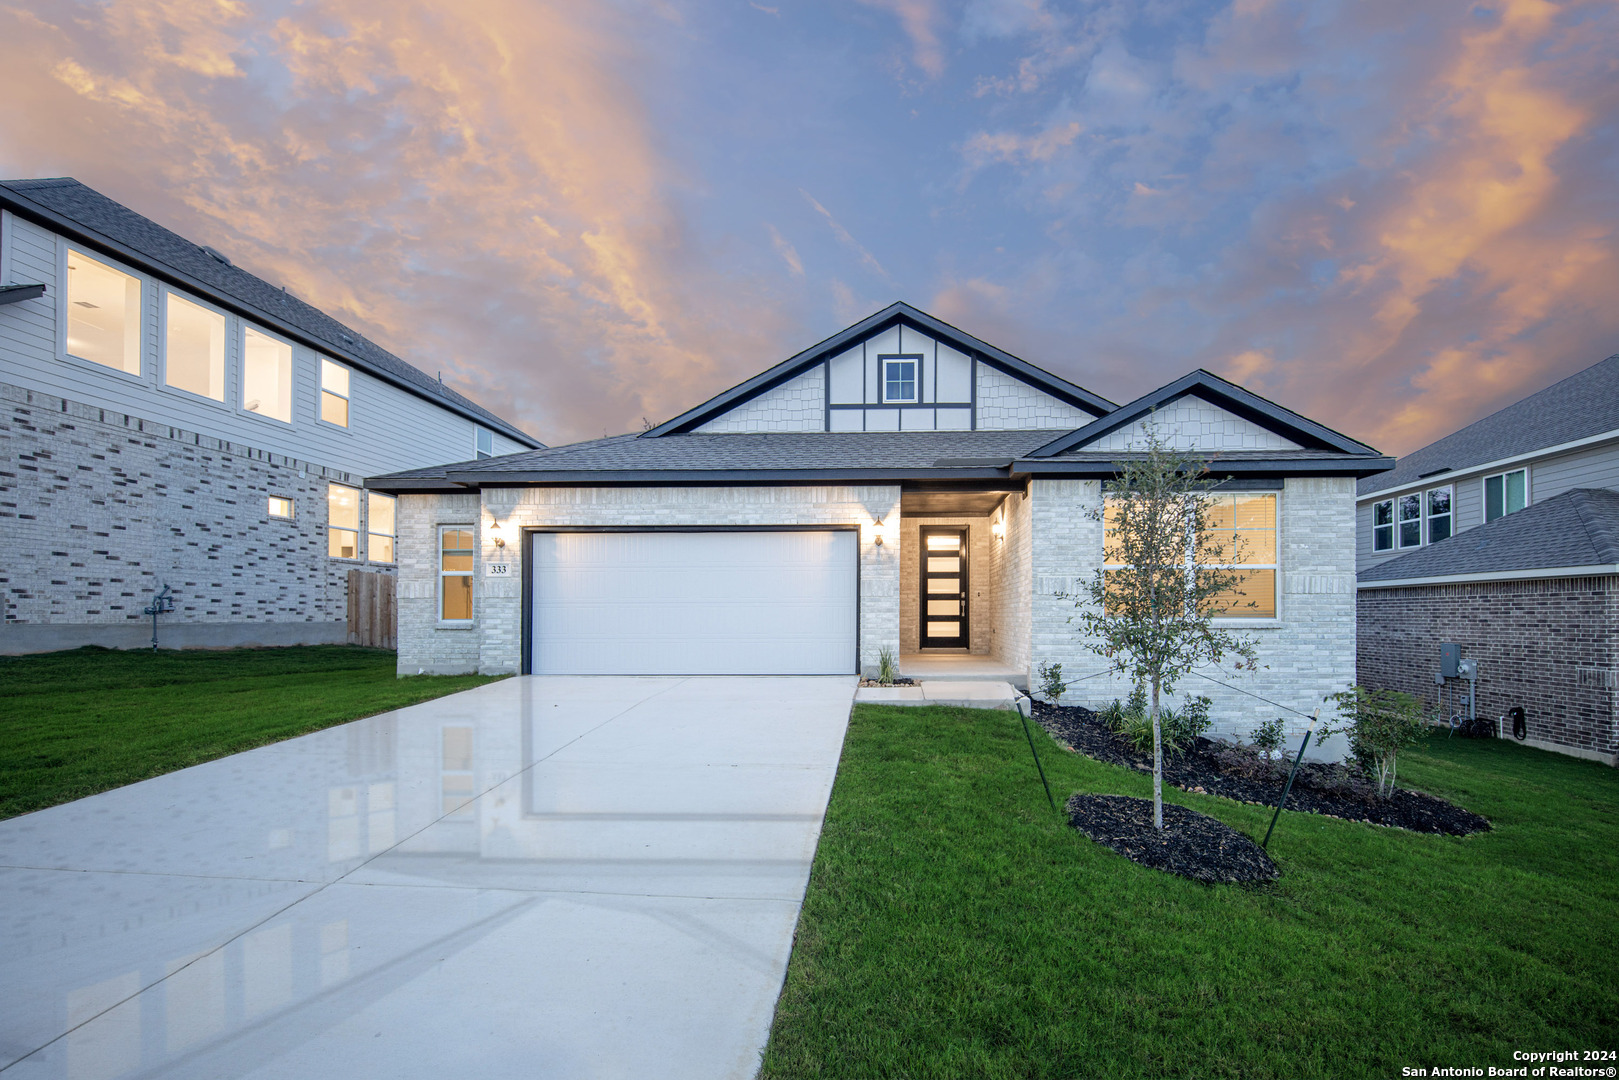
[1356,354,1619,765]
[372,302,1392,749]
[0,178,541,653]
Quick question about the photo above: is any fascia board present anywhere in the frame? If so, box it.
[1356,428,1619,503]
[1357,564,1619,589]
[436,466,1018,485]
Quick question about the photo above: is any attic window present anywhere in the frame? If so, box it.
[882,356,919,403]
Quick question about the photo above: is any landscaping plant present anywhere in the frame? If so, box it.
[1072,426,1258,830]
[1036,661,1068,703]
[1250,716,1286,758]
[1324,685,1432,798]
[877,645,897,686]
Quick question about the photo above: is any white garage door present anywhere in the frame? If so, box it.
[530,530,858,675]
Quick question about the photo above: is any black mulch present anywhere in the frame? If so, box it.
[1067,794,1279,884]
[1036,702,1491,837]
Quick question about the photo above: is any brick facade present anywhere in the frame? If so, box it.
[0,380,385,650]
[1357,577,1619,764]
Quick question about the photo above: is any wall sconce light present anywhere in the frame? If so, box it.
[489,519,506,548]
[992,517,1006,540]
[872,517,886,547]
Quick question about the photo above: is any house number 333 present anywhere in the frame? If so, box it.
[486,563,511,577]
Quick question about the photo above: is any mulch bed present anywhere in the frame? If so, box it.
[1036,702,1491,837]
[858,677,918,687]
[1067,794,1279,884]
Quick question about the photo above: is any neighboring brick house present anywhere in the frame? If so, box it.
[0,178,541,652]
[1356,355,1619,765]
[370,302,1393,749]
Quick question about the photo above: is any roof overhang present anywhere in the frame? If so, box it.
[0,283,46,306]
[1014,455,1395,478]
[0,185,539,449]
[1358,564,1619,589]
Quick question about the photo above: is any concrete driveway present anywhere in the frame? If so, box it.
[0,676,855,1079]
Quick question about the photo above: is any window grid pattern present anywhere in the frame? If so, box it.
[440,528,474,622]
[1103,493,1278,618]
[328,483,361,560]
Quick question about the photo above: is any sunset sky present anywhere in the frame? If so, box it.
[2,0,1616,453]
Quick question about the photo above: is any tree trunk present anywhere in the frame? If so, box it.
[1151,677,1163,830]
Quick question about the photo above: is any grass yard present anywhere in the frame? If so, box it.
[0,645,503,820]
[762,704,1619,1080]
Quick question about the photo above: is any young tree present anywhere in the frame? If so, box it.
[1323,686,1430,798]
[1075,427,1260,830]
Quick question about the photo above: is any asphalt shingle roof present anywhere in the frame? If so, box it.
[1358,354,1619,496]
[0,177,538,447]
[1358,488,1619,582]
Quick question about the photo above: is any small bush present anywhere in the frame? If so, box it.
[1250,717,1285,757]
[1036,662,1068,703]
[1324,685,1431,799]
[1099,698,1126,729]
[1109,693,1208,757]
[877,646,897,686]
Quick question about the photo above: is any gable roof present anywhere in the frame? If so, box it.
[1026,369,1382,459]
[1358,353,1619,497]
[0,177,541,449]
[1359,488,1619,585]
[643,302,1115,436]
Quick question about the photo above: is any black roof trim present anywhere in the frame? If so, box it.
[643,301,1115,436]
[435,466,1018,486]
[1014,454,1395,479]
[1026,369,1380,459]
[0,179,540,449]
[0,283,46,306]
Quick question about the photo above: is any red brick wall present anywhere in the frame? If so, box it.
[1357,576,1619,762]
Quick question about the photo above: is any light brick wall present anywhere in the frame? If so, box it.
[0,380,379,644]
[975,364,1093,430]
[991,489,1032,675]
[899,516,993,654]
[695,367,825,432]
[1028,477,1358,752]
[1082,397,1301,452]
[395,485,901,676]
[1357,577,1619,764]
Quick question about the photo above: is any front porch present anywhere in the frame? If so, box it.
[898,652,1028,690]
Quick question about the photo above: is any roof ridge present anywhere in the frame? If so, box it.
[1570,488,1619,564]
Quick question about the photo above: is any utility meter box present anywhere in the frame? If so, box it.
[1457,658,1478,679]
[1440,643,1461,679]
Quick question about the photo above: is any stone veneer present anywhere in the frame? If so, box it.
[695,367,825,433]
[0,380,373,651]
[395,485,901,676]
[1357,577,1619,765]
[1027,477,1359,753]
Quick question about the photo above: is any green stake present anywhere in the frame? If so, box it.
[1018,707,1058,815]
[1263,707,1320,850]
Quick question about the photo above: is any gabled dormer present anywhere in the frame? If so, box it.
[645,303,1114,436]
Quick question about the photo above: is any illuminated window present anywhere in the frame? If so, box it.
[328,483,361,559]
[268,496,294,519]
[1371,499,1393,552]
[164,292,226,400]
[1426,486,1452,544]
[243,327,293,422]
[66,250,141,374]
[320,358,350,427]
[440,527,474,621]
[368,492,395,563]
[1484,469,1527,522]
[1104,492,1278,618]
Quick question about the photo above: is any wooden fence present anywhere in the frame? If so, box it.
[347,569,397,649]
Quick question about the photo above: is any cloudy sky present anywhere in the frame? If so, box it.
[2,0,1615,452]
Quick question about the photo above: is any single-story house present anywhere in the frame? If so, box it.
[369,303,1393,742]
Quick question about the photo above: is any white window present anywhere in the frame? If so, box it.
[440,527,475,621]
[1372,499,1394,552]
[475,427,494,460]
[242,327,293,422]
[1397,493,1422,548]
[368,492,396,564]
[164,291,226,401]
[320,358,350,428]
[66,250,141,375]
[328,483,361,559]
[882,356,918,403]
[1484,469,1527,522]
[1426,486,1452,544]
[1103,492,1278,618]
[268,496,294,519]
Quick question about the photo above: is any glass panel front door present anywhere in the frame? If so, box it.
[920,528,968,648]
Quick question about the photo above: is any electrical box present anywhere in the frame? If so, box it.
[1457,658,1478,679]
[1440,643,1461,679]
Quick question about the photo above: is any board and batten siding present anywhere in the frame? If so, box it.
[0,213,527,479]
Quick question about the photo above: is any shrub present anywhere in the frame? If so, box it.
[1036,662,1068,704]
[1323,686,1431,799]
[1110,693,1209,757]
[877,646,897,686]
[1250,717,1285,757]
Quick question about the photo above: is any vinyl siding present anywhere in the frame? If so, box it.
[0,215,528,480]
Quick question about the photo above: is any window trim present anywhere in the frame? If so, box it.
[1371,498,1394,552]
[879,353,923,405]
[1396,491,1423,549]
[238,322,297,427]
[158,286,231,407]
[1426,484,1453,545]
[1483,468,1528,523]
[318,357,353,431]
[59,242,148,384]
[367,491,396,565]
[1102,491,1281,624]
[475,427,494,460]
[327,481,364,562]
[438,524,476,626]
[268,495,295,520]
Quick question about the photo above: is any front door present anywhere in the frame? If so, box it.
[919,528,968,649]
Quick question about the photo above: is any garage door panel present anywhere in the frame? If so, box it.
[532,531,857,675]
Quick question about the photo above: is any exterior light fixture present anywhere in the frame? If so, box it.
[992,517,1006,540]
[489,520,506,548]
[872,517,886,547]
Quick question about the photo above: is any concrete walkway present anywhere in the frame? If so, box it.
[0,676,856,1079]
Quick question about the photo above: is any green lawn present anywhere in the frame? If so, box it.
[0,645,503,820]
[763,704,1619,1080]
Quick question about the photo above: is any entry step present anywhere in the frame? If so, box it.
[854,680,1031,714]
